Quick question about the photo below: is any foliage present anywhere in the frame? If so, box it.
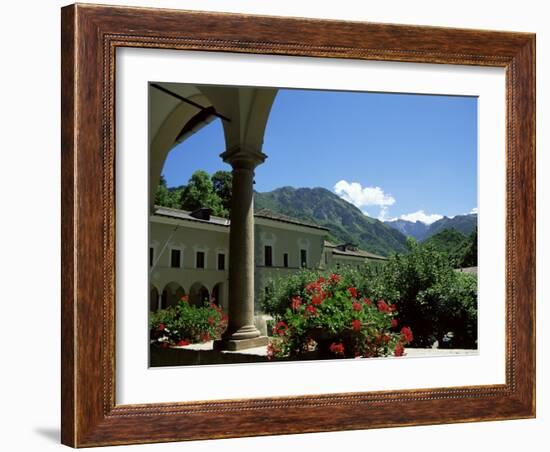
[457,229,477,268]
[263,239,478,349]
[149,296,228,347]
[264,273,413,360]
[155,171,233,218]
[180,170,227,216]
[422,228,468,257]
[154,175,183,209]
[211,170,233,214]
[422,228,478,267]
[378,238,477,347]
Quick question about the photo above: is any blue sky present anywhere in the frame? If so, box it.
[161,88,477,224]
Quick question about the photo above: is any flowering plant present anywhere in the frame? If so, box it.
[149,296,227,347]
[266,274,412,360]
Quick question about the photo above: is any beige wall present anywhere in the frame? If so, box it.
[150,214,382,314]
[254,219,326,312]
[149,216,230,311]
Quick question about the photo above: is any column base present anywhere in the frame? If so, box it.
[213,336,269,351]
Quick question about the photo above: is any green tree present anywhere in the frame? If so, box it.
[380,238,477,348]
[154,175,183,208]
[457,229,477,267]
[180,170,226,216]
[211,170,233,215]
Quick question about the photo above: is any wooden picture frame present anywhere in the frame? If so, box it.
[61,3,535,447]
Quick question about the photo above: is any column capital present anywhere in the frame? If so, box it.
[220,145,267,170]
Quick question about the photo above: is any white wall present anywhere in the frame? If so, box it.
[0,1,546,451]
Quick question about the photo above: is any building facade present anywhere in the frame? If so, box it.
[149,206,387,318]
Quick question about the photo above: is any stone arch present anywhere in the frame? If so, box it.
[161,281,186,309]
[149,84,279,213]
[149,88,213,212]
[189,282,210,307]
[211,282,224,308]
[149,284,160,312]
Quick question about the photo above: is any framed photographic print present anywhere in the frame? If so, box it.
[61,3,535,447]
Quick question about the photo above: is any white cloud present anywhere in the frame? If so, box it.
[378,206,392,222]
[333,180,395,210]
[399,210,443,225]
[470,207,478,214]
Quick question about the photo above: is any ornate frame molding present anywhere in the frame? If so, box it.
[61,4,535,447]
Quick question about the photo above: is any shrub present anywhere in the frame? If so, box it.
[265,274,413,360]
[149,296,227,347]
[262,238,478,349]
[380,238,477,348]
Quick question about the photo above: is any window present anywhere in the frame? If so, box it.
[283,253,289,268]
[196,251,205,269]
[300,249,308,268]
[149,247,154,267]
[217,253,225,271]
[170,249,181,268]
[264,245,273,267]
[324,252,328,265]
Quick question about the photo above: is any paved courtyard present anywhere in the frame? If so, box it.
[150,341,477,367]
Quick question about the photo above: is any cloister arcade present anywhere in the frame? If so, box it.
[150,82,278,350]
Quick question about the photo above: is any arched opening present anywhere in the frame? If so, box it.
[149,285,160,312]
[189,282,210,307]
[161,281,185,309]
[212,282,224,308]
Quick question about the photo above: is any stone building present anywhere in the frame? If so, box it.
[149,205,386,319]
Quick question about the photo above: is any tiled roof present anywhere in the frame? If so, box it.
[253,209,330,231]
[331,247,387,260]
[153,206,328,231]
[153,206,230,226]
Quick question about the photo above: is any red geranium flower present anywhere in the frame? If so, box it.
[200,333,211,342]
[377,300,390,313]
[305,281,320,293]
[348,287,358,299]
[317,276,326,284]
[176,339,190,346]
[329,273,341,284]
[291,296,302,310]
[311,293,323,305]
[208,316,215,325]
[391,318,398,328]
[352,301,362,312]
[401,326,414,343]
[267,342,278,360]
[329,342,345,355]
[180,295,189,303]
[274,321,289,336]
[351,319,362,331]
[363,298,373,306]
[389,303,397,312]
[158,323,166,331]
[394,342,405,357]
[305,304,318,316]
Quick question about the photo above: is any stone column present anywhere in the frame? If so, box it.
[214,146,269,351]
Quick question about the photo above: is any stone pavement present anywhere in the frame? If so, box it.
[150,341,477,367]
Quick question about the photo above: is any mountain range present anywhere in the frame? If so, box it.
[384,214,477,242]
[161,176,476,258]
[254,187,408,256]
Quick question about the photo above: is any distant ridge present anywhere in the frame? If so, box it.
[385,213,477,241]
[254,186,408,256]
